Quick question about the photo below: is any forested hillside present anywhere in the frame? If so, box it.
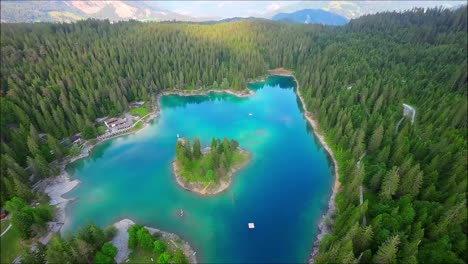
[1,7,466,263]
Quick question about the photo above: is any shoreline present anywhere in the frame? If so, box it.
[268,69,341,263]
[70,88,254,167]
[40,161,80,244]
[172,149,251,196]
[41,72,338,263]
[41,88,256,239]
[40,111,158,240]
[160,88,255,98]
[111,219,197,264]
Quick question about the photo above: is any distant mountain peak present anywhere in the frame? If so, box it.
[0,0,199,23]
[69,1,137,18]
[272,9,348,26]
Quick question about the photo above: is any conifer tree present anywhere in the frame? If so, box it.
[380,167,400,200]
[373,236,400,264]
[368,124,384,152]
[193,137,202,159]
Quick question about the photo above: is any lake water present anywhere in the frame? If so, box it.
[64,76,334,263]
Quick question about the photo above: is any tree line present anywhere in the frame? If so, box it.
[19,222,117,264]
[128,224,188,264]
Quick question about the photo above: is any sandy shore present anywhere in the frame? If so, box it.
[44,170,80,223]
[111,219,197,264]
[37,163,80,244]
[269,69,341,263]
[39,113,157,243]
[172,149,251,196]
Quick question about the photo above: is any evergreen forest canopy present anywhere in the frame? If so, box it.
[0,6,466,264]
[175,137,244,182]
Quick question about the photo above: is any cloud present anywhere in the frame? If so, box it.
[266,2,283,12]
[217,1,234,8]
[174,9,192,16]
[161,1,297,18]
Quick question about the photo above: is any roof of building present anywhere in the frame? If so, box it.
[95,116,108,123]
[105,117,119,125]
[70,133,82,142]
[130,101,145,106]
[114,119,128,126]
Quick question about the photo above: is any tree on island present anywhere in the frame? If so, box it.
[154,240,167,254]
[158,252,172,264]
[175,137,242,182]
[193,137,202,159]
[127,224,188,263]
[95,242,118,264]
[173,248,189,264]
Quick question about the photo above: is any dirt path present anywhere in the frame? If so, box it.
[0,224,12,237]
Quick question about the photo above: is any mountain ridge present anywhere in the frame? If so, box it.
[0,0,203,23]
[263,1,464,19]
[272,9,348,25]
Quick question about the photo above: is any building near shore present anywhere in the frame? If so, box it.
[129,101,145,108]
[105,117,128,128]
[60,133,83,147]
[0,209,8,220]
[70,133,82,145]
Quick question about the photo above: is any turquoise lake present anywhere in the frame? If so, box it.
[64,76,334,263]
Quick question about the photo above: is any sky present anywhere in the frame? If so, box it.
[155,1,301,18]
[152,1,466,19]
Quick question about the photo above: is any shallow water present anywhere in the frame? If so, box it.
[64,76,333,263]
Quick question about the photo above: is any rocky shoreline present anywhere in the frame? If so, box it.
[268,69,341,263]
[40,112,157,237]
[38,161,80,244]
[111,219,197,264]
[172,148,251,196]
[160,88,255,98]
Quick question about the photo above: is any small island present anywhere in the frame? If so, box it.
[173,137,250,195]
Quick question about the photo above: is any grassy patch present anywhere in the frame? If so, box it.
[127,247,172,264]
[68,145,81,157]
[127,248,155,264]
[0,225,23,264]
[130,106,149,117]
[1,219,10,233]
[97,125,107,135]
[131,122,143,132]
